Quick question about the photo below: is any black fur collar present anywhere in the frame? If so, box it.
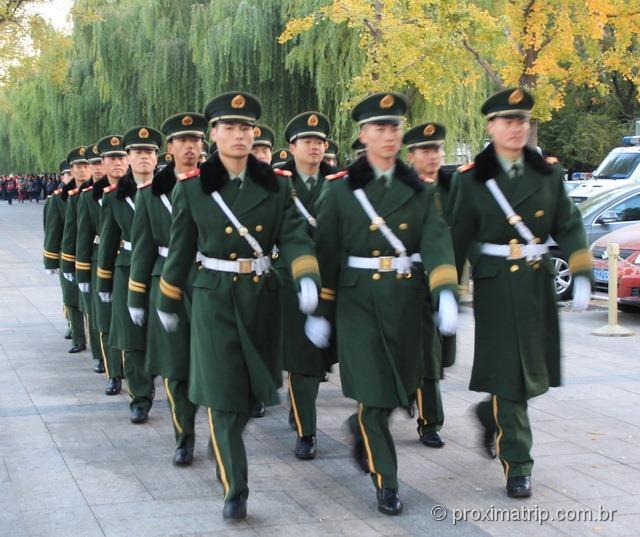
[198,153,279,194]
[92,177,110,201]
[280,158,338,180]
[438,168,452,192]
[60,180,75,201]
[78,178,93,193]
[151,161,176,196]
[473,143,554,183]
[346,156,423,192]
[116,169,138,200]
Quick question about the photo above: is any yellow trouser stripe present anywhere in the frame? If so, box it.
[358,403,382,489]
[416,387,427,424]
[122,351,132,398]
[288,374,304,437]
[164,378,183,435]
[99,332,110,379]
[208,408,230,498]
[492,395,510,477]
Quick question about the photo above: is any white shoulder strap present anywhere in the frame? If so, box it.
[292,193,317,227]
[159,194,172,214]
[125,196,135,212]
[485,179,536,244]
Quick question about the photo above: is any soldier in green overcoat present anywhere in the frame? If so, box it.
[309,93,459,515]
[278,111,337,460]
[448,88,593,499]
[156,92,321,520]
[96,133,156,424]
[128,113,208,466]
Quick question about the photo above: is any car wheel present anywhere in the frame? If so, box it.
[552,256,573,299]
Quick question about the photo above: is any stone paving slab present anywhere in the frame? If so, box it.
[1,202,639,536]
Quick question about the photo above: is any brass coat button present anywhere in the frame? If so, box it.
[255,225,263,232]
[232,276,239,282]
[372,273,381,280]
[510,265,519,272]
[229,253,238,260]
[399,223,408,230]
[225,226,233,234]
[535,210,544,218]
[252,276,260,283]
[372,250,381,256]
[369,224,378,232]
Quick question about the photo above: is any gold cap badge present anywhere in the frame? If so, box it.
[110,137,120,146]
[92,145,98,154]
[165,154,173,162]
[79,147,86,156]
[279,150,287,159]
[253,127,261,137]
[380,94,395,109]
[307,114,319,127]
[423,124,436,136]
[181,115,193,127]
[138,128,149,138]
[508,89,524,105]
[231,94,246,109]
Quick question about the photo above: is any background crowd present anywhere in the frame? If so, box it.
[0,174,60,204]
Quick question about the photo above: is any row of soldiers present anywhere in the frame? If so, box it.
[42,87,592,520]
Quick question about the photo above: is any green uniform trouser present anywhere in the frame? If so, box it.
[122,349,154,412]
[65,305,86,347]
[98,332,123,380]
[207,408,249,501]
[288,372,320,437]
[349,404,398,490]
[476,396,533,479]
[164,378,197,449]
[84,312,101,362]
[416,379,444,435]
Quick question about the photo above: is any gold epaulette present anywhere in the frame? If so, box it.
[419,174,435,184]
[69,188,79,196]
[104,184,117,193]
[138,179,153,190]
[274,168,293,177]
[177,169,200,181]
[457,162,475,173]
[325,170,348,181]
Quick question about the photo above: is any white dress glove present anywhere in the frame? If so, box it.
[63,272,75,282]
[305,316,331,348]
[45,269,59,276]
[78,282,90,293]
[98,292,112,303]
[297,277,319,315]
[158,310,179,332]
[128,307,146,326]
[437,290,458,336]
[572,275,591,312]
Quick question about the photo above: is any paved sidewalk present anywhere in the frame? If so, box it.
[0,202,639,537]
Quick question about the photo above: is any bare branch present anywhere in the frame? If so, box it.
[462,39,504,87]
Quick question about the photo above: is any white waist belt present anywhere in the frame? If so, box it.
[480,243,549,259]
[93,235,100,245]
[121,240,132,251]
[158,246,169,258]
[197,253,272,275]
[347,253,422,272]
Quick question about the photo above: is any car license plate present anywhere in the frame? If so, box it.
[593,268,609,282]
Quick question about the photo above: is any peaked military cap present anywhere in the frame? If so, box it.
[201,139,209,157]
[271,148,292,168]
[67,146,90,166]
[351,138,366,155]
[403,122,446,149]
[156,152,173,170]
[481,88,534,119]
[161,113,207,141]
[351,92,408,126]
[123,126,163,151]
[284,112,331,143]
[59,160,70,173]
[203,91,261,126]
[324,139,339,159]
[85,143,102,163]
[97,135,126,157]
[252,124,275,148]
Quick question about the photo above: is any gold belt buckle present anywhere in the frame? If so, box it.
[238,260,252,274]
[378,256,394,272]
[507,240,522,260]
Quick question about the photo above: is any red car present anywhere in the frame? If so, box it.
[591,222,640,310]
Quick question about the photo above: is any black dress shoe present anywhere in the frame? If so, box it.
[250,401,265,418]
[105,378,121,396]
[295,435,317,460]
[376,488,403,515]
[130,407,149,424]
[68,344,86,354]
[223,492,248,520]
[320,373,329,382]
[507,476,532,498]
[64,328,72,340]
[93,359,105,374]
[419,430,445,448]
[288,408,297,431]
[173,446,194,466]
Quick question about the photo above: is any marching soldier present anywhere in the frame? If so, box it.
[156,92,320,519]
[87,143,105,181]
[448,88,592,498]
[43,158,87,353]
[128,113,208,466]
[60,147,100,367]
[308,92,458,515]
[97,131,158,423]
[403,122,456,448]
[250,124,275,165]
[323,138,339,167]
[279,111,337,460]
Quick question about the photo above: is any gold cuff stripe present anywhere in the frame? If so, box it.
[75,261,92,270]
[429,264,458,290]
[291,255,320,280]
[128,282,147,293]
[97,268,113,279]
[568,249,593,274]
[159,277,182,300]
[43,250,60,260]
[128,279,147,291]
[320,290,336,301]
[61,253,76,261]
